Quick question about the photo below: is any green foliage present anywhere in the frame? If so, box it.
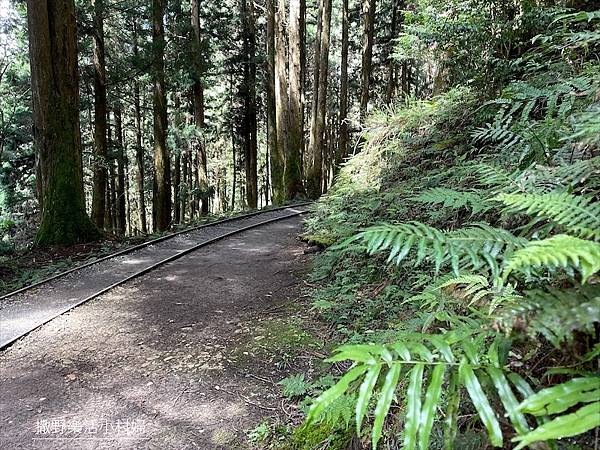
[504,286,600,347]
[497,192,600,240]
[356,222,526,276]
[410,188,492,214]
[278,374,312,399]
[301,5,600,449]
[503,235,600,283]
[512,376,600,449]
[306,336,537,449]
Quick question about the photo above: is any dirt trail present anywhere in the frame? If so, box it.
[0,216,317,449]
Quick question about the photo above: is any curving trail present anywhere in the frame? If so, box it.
[0,213,317,449]
[0,205,309,350]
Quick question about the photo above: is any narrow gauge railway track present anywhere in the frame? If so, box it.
[0,204,310,350]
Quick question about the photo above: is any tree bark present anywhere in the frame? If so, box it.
[360,0,376,119]
[242,0,258,209]
[91,0,107,230]
[307,0,332,199]
[338,0,349,164]
[114,105,126,235]
[286,0,304,199]
[106,117,116,231]
[133,22,147,234]
[152,0,171,231]
[385,0,400,104]
[27,0,98,246]
[266,0,283,204]
[180,147,188,222]
[191,0,209,215]
[274,0,290,202]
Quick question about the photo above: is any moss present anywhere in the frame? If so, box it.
[231,317,323,365]
[278,422,353,450]
[300,232,336,248]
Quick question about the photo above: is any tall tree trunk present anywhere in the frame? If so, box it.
[125,148,131,235]
[153,0,171,231]
[172,94,182,224]
[360,0,376,119]
[188,148,196,218]
[338,0,349,164]
[229,73,237,211]
[133,23,147,234]
[307,0,332,199]
[242,0,258,209]
[27,0,98,246]
[106,117,116,231]
[286,0,304,199]
[385,0,399,104]
[180,149,188,222]
[114,105,126,235]
[266,0,283,204]
[174,152,181,224]
[91,0,107,230]
[192,150,200,215]
[274,0,290,201]
[191,0,209,215]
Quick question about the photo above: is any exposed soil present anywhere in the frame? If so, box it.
[0,216,325,449]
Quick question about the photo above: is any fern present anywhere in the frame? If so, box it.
[500,286,600,346]
[306,335,531,449]
[278,374,311,398]
[437,274,521,312]
[503,234,600,283]
[468,163,526,193]
[512,376,600,450]
[410,188,493,214]
[497,192,600,240]
[357,222,527,276]
[471,122,524,151]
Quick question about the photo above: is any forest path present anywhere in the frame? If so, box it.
[0,206,308,349]
[0,216,320,449]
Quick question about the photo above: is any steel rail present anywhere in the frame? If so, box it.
[0,207,308,350]
[0,202,310,301]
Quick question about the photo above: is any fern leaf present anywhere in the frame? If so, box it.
[459,358,503,447]
[510,286,600,346]
[356,363,382,434]
[306,365,368,425]
[358,222,526,276]
[418,364,445,449]
[443,370,461,449]
[487,367,530,435]
[403,364,424,450]
[518,376,600,416]
[503,235,600,283]
[411,187,493,214]
[512,402,600,450]
[497,192,600,240]
[372,363,402,449]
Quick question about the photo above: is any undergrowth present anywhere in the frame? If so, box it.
[288,7,600,450]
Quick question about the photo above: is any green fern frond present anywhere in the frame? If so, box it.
[554,156,600,188]
[501,286,600,346]
[503,235,600,283]
[470,163,512,186]
[512,376,600,450]
[358,222,527,276]
[306,335,527,449]
[496,192,600,240]
[411,188,493,214]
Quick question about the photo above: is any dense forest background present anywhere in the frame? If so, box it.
[0,0,599,448]
[0,0,407,247]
